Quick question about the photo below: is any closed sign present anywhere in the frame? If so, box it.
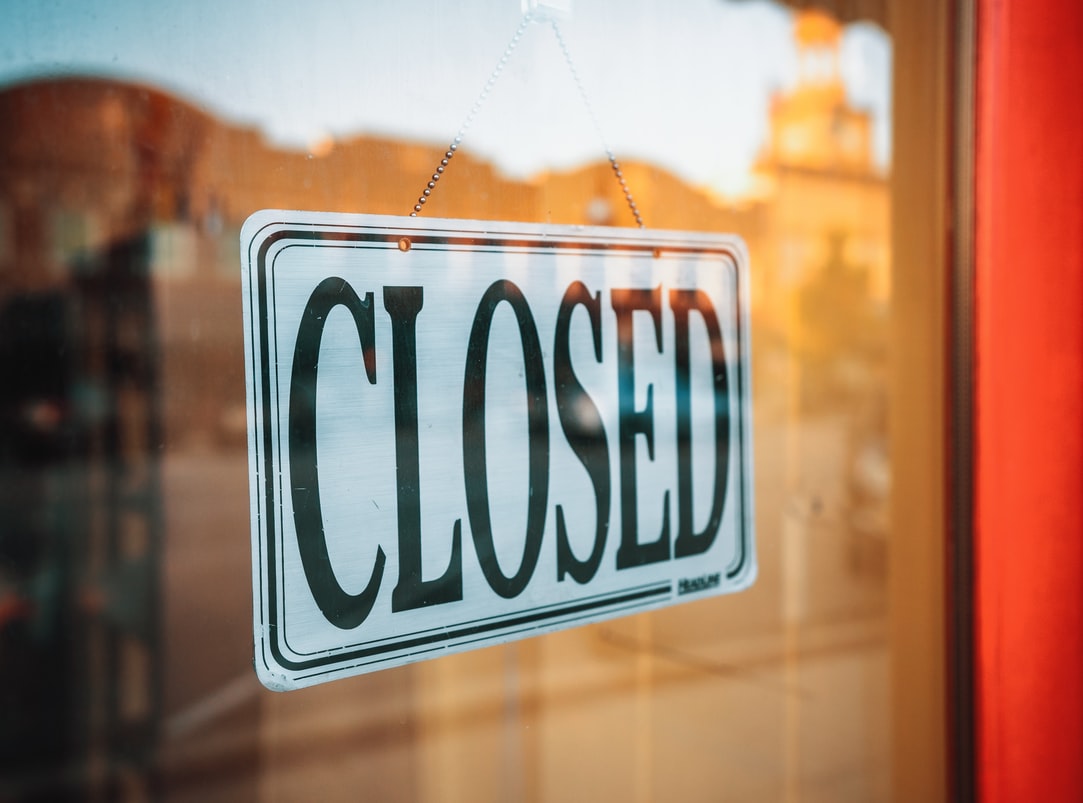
[241,211,755,690]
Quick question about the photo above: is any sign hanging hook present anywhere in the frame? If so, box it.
[409,5,644,228]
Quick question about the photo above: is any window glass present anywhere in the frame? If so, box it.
[0,2,947,801]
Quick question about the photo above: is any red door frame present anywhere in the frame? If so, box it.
[975,0,1083,801]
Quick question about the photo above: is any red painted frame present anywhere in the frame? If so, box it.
[975,1,1083,801]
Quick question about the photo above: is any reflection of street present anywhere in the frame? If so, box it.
[159,452,261,802]
[158,401,887,802]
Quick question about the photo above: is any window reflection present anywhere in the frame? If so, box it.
[0,3,910,801]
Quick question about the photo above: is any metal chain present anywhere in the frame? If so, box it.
[410,13,535,217]
[409,13,644,228]
[549,19,643,228]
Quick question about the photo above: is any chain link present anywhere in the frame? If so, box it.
[410,13,534,217]
[409,12,644,228]
[549,20,643,228]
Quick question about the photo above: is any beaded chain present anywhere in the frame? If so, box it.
[548,20,643,228]
[409,12,644,228]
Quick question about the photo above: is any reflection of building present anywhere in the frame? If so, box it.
[772,10,876,173]
[2,75,185,799]
[0,8,889,432]
[752,10,890,325]
[0,76,756,448]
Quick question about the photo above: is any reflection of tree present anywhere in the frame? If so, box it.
[796,230,886,412]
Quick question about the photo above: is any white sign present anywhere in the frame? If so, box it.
[241,211,755,690]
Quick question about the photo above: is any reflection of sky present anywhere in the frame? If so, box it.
[0,0,890,195]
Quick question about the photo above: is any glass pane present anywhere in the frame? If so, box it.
[0,2,947,801]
